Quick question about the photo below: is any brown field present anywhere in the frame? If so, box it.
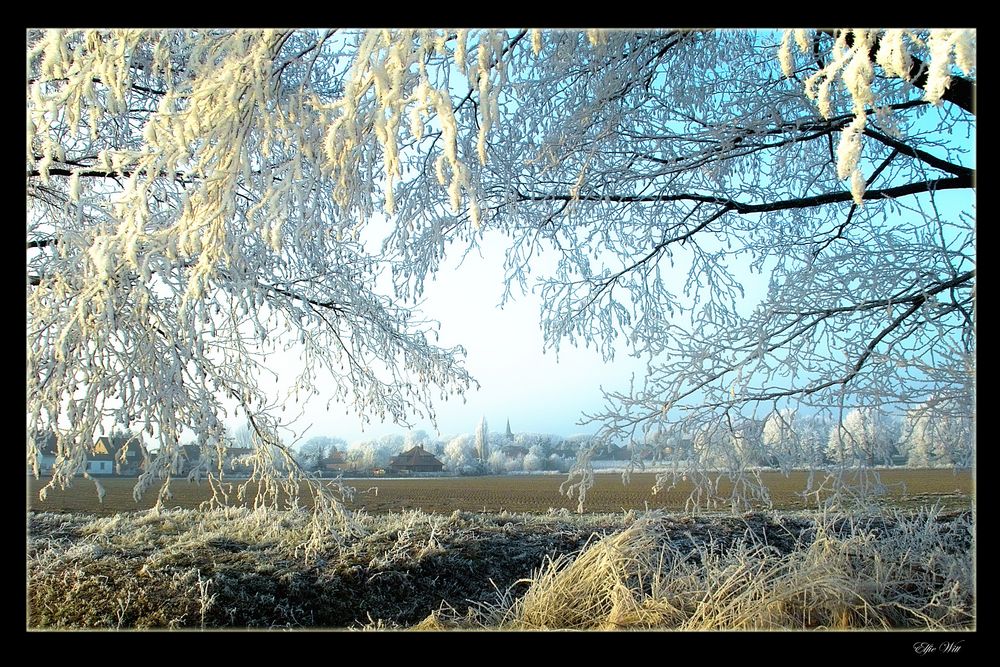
[27,468,973,515]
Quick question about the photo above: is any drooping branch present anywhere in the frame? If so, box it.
[908,58,975,114]
[27,165,195,184]
[781,270,975,318]
[27,75,168,97]
[737,297,929,403]
[262,282,348,318]
[811,148,900,256]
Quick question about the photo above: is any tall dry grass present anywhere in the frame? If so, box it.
[420,507,973,631]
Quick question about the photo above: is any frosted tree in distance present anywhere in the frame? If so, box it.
[443,433,476,473]
[405,429,431,450]
[826,408,899,466]
[475,416,489,465]
[899,398,974,467]
[296,435,346,471]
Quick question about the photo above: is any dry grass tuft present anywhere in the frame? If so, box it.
[431,508,973,631]
[505,519,663,629]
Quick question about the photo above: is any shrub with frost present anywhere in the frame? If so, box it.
[900,400,974,467]
[443,433,477,473]
[826,408,899,466]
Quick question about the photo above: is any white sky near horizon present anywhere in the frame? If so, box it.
[264,237,657,446]
[245,220,784,447]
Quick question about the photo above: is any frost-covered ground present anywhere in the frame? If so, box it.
[27,506,973,630]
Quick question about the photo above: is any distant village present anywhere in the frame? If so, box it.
[31,406,968,479]
[30,419,639,479]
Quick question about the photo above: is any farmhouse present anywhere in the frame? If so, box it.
[31,432,147,476]
[32,431,58,475]
[387,445,444,474]
[85,437,116,475]
[94,435,146,476]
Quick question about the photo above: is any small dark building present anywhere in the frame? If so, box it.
[387,445,444,474]
[95,434,146,476]
[31,431,58,475]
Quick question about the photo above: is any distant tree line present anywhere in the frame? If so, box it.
[291,425,584,476]
[32,401,971,481]
[287,404,972,476]
[643,404,971,471]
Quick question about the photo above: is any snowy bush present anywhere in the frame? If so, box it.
[900,400,974,467]
[442,434,477,473]
[826,408,900,466]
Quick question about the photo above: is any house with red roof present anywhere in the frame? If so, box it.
[387,445,444,474]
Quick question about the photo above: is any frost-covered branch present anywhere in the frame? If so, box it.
[27,28,975,515]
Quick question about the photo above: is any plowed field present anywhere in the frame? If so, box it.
[27,468,972,515]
